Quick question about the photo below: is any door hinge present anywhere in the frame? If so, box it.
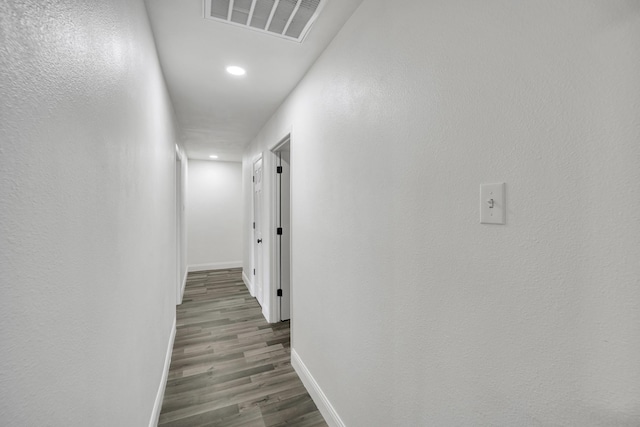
[253,176,255,182]
[277,227,283,235]
[276,166,283,174]
[253,222,255,229]
[253,269,255,275]
[277,289,283,297]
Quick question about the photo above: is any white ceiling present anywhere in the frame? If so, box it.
[145,0,364,162]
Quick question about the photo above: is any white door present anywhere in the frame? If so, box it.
[253,158,264,306]
[276,147,291,321]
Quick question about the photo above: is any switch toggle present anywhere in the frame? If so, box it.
[480,183,505,224]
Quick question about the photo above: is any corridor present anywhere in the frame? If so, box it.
[158,269,326,427]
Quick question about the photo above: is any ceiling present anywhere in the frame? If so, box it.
[145,0,364,162]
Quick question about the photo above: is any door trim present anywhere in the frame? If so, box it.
[175,146,186,305]
[269,132,292,323]
[252,155,264,309]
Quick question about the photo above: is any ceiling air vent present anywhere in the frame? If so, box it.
[204,0,324,42]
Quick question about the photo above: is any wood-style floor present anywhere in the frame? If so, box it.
[158,268,327,427]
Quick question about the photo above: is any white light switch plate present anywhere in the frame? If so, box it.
[480,183,505,224]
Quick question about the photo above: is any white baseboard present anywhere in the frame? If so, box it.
[188,261,242,272]
[291,349,345,427]
[149,316,176,427]
[177,269,187,305]
[242,270,255,297]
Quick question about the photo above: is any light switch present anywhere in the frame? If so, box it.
[480,183,505,224]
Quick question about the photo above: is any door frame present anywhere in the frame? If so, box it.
[175,145,186,305]
[251,154,264,305]
[269,132,293,323]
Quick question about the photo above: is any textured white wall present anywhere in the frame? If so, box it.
[0,0,179,425]
[243,0,640,425]
[187,160,242,270]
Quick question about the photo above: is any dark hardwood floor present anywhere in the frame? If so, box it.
[158,268,327,427]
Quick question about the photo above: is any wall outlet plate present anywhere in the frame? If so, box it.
[480,183,505,224]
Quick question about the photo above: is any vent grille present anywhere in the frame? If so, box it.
[204,0,324,42]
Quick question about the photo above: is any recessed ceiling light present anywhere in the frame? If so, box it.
[209,155,218,159]
[226,66,246,76]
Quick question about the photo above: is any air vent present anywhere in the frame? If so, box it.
[204,0,324,42]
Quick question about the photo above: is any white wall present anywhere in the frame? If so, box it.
[242,1,640,425]
[187,160,242,271]
[0,0,180,425]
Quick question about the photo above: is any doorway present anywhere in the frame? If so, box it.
[175,147,185,305]
[253,157,264,306]
[273,138,291,321]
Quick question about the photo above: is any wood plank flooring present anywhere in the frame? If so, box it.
[158,268,327,427]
